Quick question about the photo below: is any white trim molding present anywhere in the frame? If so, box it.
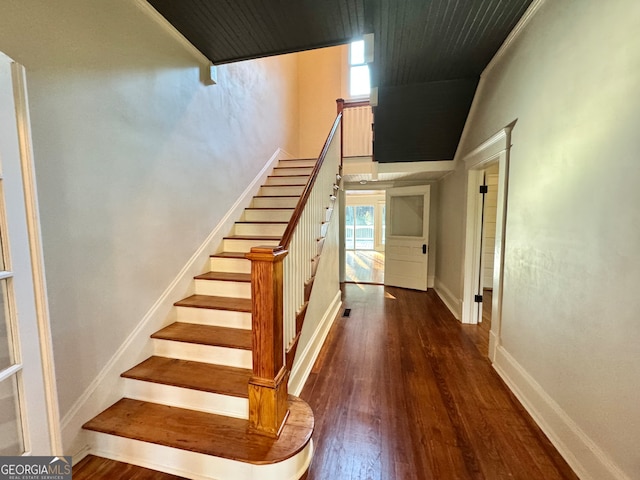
[434,279,461,320]
[289,291,342,396]
[461,126,511,363]
[11,61,63,455]
[61,148,287,457]
[494,346,632,480]
[483,0,546,78]
[133,0,217,85]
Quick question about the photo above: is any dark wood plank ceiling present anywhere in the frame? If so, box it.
[148,0,365,64]
[147,0,532,161]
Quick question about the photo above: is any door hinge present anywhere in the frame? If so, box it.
[474,294,483,303]
[479,185,488,194]
[422,244,427,254]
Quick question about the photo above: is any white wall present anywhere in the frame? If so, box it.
[436,1,640,478]
[0,0,300,421]
[298,46,346,158]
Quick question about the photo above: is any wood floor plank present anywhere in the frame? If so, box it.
[151,322,252,350]
[73,455,188,480]
[83,396,313,465]
[301,284,578,480]
[121,356,251,397]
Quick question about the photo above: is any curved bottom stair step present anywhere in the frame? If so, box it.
[83,396,314,479]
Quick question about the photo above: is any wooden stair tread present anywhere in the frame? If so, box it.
[223,235,282,240]
[244,208,294,211]
[83,397,314,465]
[261,184,306,187]
[273,166,312,170]
[194,271,251,282]
[152,323,252,350]
[235,221,288,225]
[174,294,251,312]
[267,174,310,178]
[254,194,300,198]
[122,356,250,398]
[210,251,247,259]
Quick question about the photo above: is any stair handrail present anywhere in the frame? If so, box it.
[280,112,343,249]
[246,108,343,438]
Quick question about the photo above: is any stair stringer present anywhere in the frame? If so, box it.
[61,148,290,460]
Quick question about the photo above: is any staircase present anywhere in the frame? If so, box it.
[82,157,322,480]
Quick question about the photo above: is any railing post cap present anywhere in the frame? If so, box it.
[246,245,288,262]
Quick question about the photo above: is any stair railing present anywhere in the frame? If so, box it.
[336,98,373,158]
[246,110,343,437]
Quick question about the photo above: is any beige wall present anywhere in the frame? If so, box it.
[0,0,300,419]
[436,0,640,477]
[297,45,346,158]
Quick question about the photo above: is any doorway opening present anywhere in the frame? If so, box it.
[479,165,499,334]
[344,190,385,284]
[461,126,512,361]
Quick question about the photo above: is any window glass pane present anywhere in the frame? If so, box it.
[0,279,14,370]
[390,195,424,237]
[0,376,25,456]
[350,65,370,97]
[345,206,355,250]
[350,40,365,65]
[355,206,374,250]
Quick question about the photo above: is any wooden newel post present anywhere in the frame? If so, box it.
[246,245,290,437]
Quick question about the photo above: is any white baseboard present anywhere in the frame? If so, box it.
[434,278,461,320]
[61,148,286,456]
[288,291,342,396]
[428,275,435,289]
[493,346,631,480]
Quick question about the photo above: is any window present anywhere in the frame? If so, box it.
[349,40,370,97]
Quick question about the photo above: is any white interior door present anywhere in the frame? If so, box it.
[0,52,56,455]
[384,185,430,290]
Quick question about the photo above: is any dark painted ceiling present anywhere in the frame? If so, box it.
[147,0,532,161]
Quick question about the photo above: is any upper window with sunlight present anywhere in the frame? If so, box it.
[349,40,370,97]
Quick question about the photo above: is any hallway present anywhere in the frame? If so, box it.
[300,284,577,479]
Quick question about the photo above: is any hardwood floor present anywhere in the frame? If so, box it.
[345,250,385,284]
[73,455,188,480]
[301,284,578,480]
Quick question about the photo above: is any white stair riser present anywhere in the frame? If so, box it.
[153,340,252,369]
[194,279,251,298]
[259,185,305,196]
[123,379,248,419]
[175,306,251,330]
[223,238,280,252]
[234,223,287,237]
[273,167,313,176]
[243,209,293,222]
[277,159,316,168]
[87,433,313,480]
[252,197,298,208]
[209,256,251,274]
[265,176,309,186]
